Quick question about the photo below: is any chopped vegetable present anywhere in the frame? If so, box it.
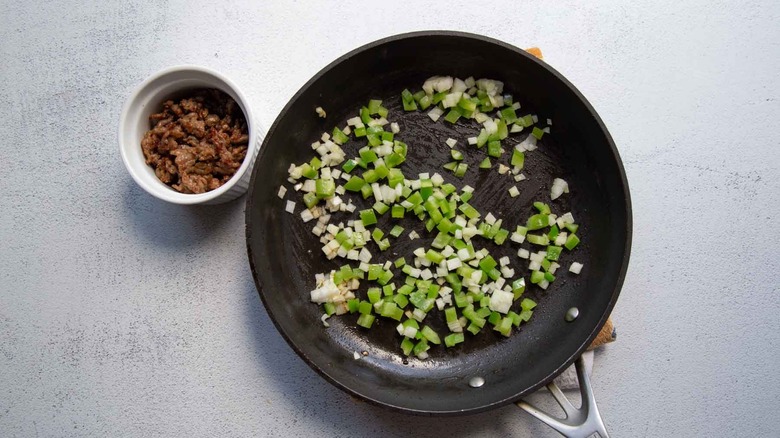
[511,149,525,169]
[565,233,580,250]
[360,209,377,226]
[551,178,569,200]
[454,163,468,178]
[290,84,577,360]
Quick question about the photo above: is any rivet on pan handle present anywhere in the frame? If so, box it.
[516,356,609,438]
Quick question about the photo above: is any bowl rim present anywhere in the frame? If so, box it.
[118,64,258,205]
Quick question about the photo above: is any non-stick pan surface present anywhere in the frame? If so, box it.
[246,31,631,415]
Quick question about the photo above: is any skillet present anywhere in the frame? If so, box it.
[246,31,631,416]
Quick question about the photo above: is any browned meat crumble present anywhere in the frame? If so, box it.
[141,89,248,194]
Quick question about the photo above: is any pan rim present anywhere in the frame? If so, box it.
[246,30,632,416]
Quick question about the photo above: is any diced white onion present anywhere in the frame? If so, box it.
[401,326,417,338]
[483,119,498,134]
[518,134,538,152]
[423,75,454,94]
[551,178,569,200]
[428,106,444,122]
[285,201,296,213]
[452,78,467,93]
[489,289,513,314]
[300,209,314,222]
[302,179,316,192]
[510,232,525,244]
[442,92,462,109]
[446,258,462,271]
[569,262,583,274]
[518,248,530,259]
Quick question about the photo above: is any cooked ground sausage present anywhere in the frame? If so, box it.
[141,89,248,194]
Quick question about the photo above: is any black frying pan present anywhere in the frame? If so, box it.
[246,31,631,415]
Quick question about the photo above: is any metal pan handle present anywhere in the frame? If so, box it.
[516,355,609,438]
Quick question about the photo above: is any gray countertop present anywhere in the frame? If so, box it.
[1,1,778,436]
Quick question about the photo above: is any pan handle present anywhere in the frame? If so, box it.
[516,356,609,438]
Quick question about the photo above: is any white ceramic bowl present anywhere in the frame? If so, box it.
[119,65,264,205]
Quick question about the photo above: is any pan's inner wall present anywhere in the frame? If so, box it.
[247,33,629,414]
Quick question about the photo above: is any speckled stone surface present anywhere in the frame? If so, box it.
[1,1,779,436]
